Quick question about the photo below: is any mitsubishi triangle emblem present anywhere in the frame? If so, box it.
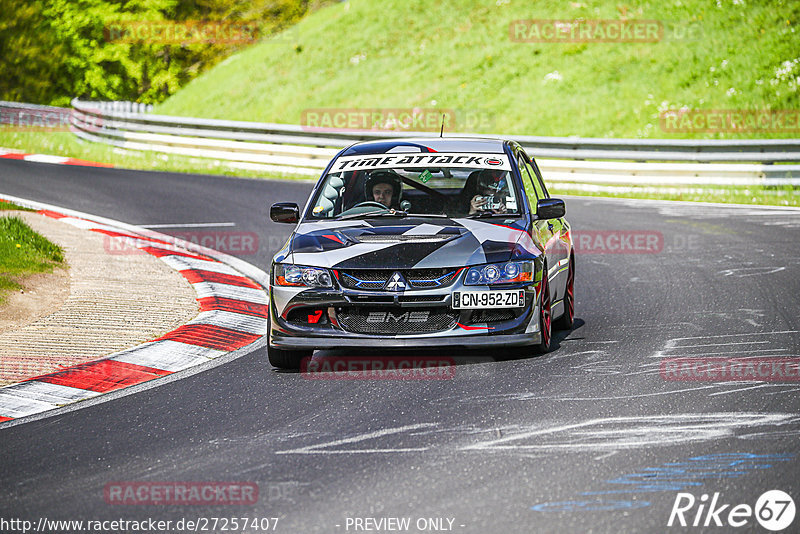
[385,271,407,291]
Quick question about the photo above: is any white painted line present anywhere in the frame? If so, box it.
[192,282,268,304]
[0,381,101,405]
[708,384,776,396]
[666,350,790,357]
[460,413,793,452]
[58,217,103,230]
[671,340,771,349]
[667,330,799,343]
[188,310,267,335]
[158,255,239,276]
[0,392,57,418]
[111,340,225,371]
[718,267,787,277]
[277,423,437,455]
[23,154,69,164]
[59,217,136,235]
[766,387,800,395]
[593,450,619,461]
[139,222,237,228]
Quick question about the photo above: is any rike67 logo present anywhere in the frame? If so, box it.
[668,490,795,531]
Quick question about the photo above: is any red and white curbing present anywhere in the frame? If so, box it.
[0,197,268,424]
[0,148,113,168]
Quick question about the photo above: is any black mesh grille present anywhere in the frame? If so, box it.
[340,274,384,290]
[337,307,457,334]
[407,268,459,288]
[471,309,517,323]
[338,268,459,291]
[398,295,445,303]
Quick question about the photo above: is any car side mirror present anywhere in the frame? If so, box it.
[536,198,565,220]
[270,202,300,224]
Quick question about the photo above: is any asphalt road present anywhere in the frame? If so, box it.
[1,159,800,534]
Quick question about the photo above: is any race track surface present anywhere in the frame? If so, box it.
[1,159,799,533]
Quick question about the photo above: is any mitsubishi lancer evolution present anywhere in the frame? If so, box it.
[267,137,574,369]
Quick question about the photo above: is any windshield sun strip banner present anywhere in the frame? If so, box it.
[330,152,512,172]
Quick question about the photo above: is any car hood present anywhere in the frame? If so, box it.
[285,217,539,269]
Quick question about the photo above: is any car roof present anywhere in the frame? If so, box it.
[340,137,508,156]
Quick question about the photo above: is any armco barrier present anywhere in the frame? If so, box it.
[5,99,800,184]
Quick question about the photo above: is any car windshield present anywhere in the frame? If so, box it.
[307,152,521,220]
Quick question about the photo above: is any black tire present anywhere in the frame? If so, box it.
[553,254,575,331]
[267,345,312,370]
[266,314,313,369]
[533,269,552,354]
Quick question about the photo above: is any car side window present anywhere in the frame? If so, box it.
[527,157,550,199]
[517,153,539,210]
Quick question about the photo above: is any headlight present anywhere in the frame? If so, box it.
[464,260,533,285]
[274,264,333,288]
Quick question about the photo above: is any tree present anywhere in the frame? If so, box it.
[0,0,320,105]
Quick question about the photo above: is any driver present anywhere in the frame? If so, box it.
[364,170,402,209]
[469,169,508,214]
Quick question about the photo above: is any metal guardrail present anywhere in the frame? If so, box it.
[10,98,799,184]
[85,100,154,114]
[70,99,800,162]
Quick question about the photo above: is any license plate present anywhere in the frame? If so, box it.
[452,289,525,309]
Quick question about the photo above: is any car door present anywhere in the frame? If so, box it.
[518,148,569,300]
[515,149,557,289]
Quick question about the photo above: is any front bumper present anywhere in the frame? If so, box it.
[269,279,542,350]
[270,331,541,350]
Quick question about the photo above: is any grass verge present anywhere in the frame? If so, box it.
[0,130,306,180]
[0,215,66,305]
[0,200,34,212]
[549,183,800,207]
[1,132,795,208]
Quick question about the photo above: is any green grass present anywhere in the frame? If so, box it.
[0,130,308,180]
[157,0,800,140]
[0,129,319,180]
[0,200,33,211]
[0,215,66,305]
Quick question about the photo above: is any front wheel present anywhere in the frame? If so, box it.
[533,272,552,354]
[553,254,575,331]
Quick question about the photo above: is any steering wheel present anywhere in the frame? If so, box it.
[351,201,388,209]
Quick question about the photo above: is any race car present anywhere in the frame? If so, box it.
[267,137,574,369]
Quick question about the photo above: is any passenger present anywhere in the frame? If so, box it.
[468,169,508,214]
